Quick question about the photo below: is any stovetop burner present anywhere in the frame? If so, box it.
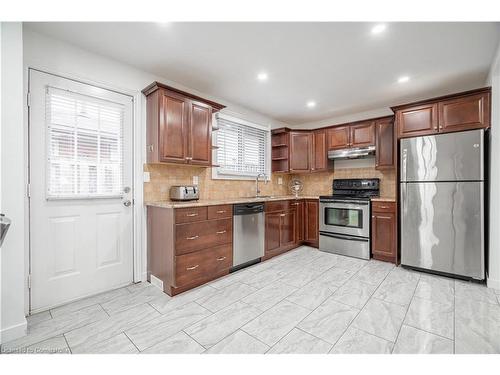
[320,178,380,201]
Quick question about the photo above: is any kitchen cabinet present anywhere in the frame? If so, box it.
[311,130,329,172]
[327,126,350,150]
[289,132,312,172]
[303,199,319,247]
[292,200,304,243]
[264,200,297,259]
[143,82,225,165]
[147,204,233,296]
[350,121,375,147]
[394,88,490,138]
[438,92,490,133]
[371,201,397,264]
[375,117,395,170]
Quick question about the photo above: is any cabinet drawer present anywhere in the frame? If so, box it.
[265,200,292,213]
[372,201,396,212]
[175,207,207,224]
[174,244,232,287]
[207,204,233,220]
[175,218,232,255]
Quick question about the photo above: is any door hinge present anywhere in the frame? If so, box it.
[28,274,32,289]
[27,92,31,108]
[26,183,31,198]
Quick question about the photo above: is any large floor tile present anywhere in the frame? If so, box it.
[352,298,406,342]
[393,325,453,354]
[313,266,357,287]
[205,330,269,354]
[142,331,205,354]
[209,268,255,289]
[19,336,71,354]
[373,278,418,307]
[455,280,498,305]
[267,328,332,354]
[149,285,217,314]
[242,281,297,311]
[100,284,165,315]
[242,268,288,290]
[26,311,52,326]
[286,278,337,311]
[330,280,377,309]
[72,333,138,354]
[350,262,393,286]
[334,256,368,272]
[242,300,311,346]
[125,302,211,351]
[50,287,130,317]
[297,298,359,345]
[455,298,500,353]
[277,266,324,288]
[185,301,261,348]
[196,282,257,312]
[1,304,107,351]
[65,303,159,352]
[404,297,454,339]
[413,274,454,306]
[330,327,393,354]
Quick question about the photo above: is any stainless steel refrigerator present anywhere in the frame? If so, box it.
[400,129,485,280]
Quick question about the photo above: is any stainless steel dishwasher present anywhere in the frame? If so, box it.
[232,203,265,270]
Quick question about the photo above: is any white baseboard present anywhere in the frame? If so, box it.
[0,319,27,344]
[487,277,500,291]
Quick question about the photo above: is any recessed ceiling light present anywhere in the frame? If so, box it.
[371,24,386,35]
[398,76,410,83]
[257,72,268,82]
[306,101,316,108]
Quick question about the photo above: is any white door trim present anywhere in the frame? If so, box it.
[24,66,145,314]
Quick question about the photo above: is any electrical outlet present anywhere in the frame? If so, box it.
[143,172,150,182]
[192,175,199,185]
[278,177,283,185]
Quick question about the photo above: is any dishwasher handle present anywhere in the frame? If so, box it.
[233,203,264,215]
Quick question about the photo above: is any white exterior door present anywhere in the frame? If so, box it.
[29,70,134,312]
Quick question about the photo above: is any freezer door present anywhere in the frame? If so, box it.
[400,129,484,182]
[400,181,484,279]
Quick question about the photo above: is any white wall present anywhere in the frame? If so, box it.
[0,22,27,343]
[486,41,500,290]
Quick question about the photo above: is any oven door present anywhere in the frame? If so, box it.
[319,200,370,237]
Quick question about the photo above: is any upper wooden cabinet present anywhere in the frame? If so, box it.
[438,92,490,133]
[143,82,225,165]
[393,88,491,138]
[375,117,395,170]
[311,130,328,172]
[289,132,312,172]
[327,126,350,150]
[350,121,375,147]
[272,128,332,173]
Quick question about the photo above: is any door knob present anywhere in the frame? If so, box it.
[123,200,132,207]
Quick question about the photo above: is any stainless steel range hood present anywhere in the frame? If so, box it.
[328,145,376,160]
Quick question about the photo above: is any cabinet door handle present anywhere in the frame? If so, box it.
[186,213,198,217]
[216,230,227,234]
[378,206,389,209]
[377,216,392,219]
[291,203,299,206]
[216,256,226,261]
[280,213,286,217]
[185,156,193,161]
[186,235,199,240]
[216,210,225,214]
[186,265,199,270]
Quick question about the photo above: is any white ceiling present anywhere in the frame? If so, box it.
[26,22,500,125]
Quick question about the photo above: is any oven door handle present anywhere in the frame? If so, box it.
[319,232,369,242]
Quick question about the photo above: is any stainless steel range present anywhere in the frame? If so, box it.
[319,178,380,260]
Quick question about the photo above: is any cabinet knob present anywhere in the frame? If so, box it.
[186,265,199,270]
[216,256,226,261]
[216,230,227,234]
[186,235,199,240]
[216,210,225,214]
[279,213,286,217]
[186,213,198,217]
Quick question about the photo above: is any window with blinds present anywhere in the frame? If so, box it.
[213,114,270,179]
[46,86,124,199]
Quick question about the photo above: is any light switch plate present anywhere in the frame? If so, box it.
[278,177,283,185]
[143,172,150,182]
[192,175,199,185]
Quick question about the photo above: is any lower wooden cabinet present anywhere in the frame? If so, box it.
[303,199,319,247]
[371,201,397,264]
[264,208,297,259]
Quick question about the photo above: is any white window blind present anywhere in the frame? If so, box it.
[46,86,124,199]
[214,114,269,179]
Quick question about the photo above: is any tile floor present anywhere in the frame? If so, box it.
[2,246,500,354]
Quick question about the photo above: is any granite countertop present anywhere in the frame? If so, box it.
[146,195,320,208]
[371,197,396,202]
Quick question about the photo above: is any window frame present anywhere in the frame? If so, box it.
[211,113,271,181]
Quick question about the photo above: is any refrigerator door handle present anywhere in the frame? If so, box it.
[401,148,407,181]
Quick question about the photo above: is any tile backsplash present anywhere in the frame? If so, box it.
[144,162,396,202]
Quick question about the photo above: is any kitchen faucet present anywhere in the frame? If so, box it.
[255,173,267,197]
